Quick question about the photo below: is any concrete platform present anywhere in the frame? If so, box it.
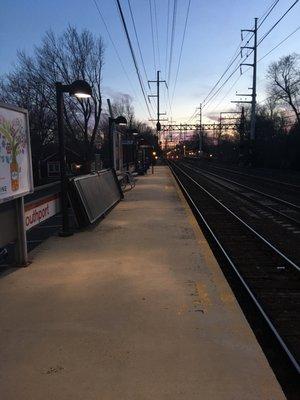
[0,166,285,399]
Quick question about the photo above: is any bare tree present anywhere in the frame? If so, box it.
[0,69,55,176]
[267,53,300,126]
[0,26,104,169]
[265,96,278,119]
[110,94,135,126]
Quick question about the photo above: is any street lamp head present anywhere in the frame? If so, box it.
[69,80,92,99]
[114,116,127,126]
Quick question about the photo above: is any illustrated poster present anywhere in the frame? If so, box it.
[0,104,33,203]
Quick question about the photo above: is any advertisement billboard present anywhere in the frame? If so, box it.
[0,102,33,204]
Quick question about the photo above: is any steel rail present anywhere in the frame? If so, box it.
[183,162,300,210]
[168,161,300,373]
[181,162,300,225]
[172,162,300,273]
[188,161,300,191]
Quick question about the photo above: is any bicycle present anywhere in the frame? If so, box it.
[119,171,136,191]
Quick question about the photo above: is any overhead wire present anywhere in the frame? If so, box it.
[115,0,153,118]
[203,50,244,107]
[258,0,299,45]
[185,108,198,123]
[165,83,173,122]
[258,25,300,62]
[204,50,254,111]
[170,0,192,107]
[167,0,178,85]
[164,0,171,78]
[153,0,161,69]
[202,0,281,110]
[165,0,178,122]
[163,0,172,121]
[236,24,300,80]
[127,0,149,84]
[258,0,280,28]
[91,0,147,115]
[202,34,254,107]
[126,0,156,117]
[209,74,243,113]
[162,0,174,123]
[149,0,157,74]
[207,3,300,115]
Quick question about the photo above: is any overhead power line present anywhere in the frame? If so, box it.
[203,50,244,107]
[258,25,300,62]
[202,0,281,109]
[185,108,198,123]
[258,0,299,45]
[258,0,280,28]
[171,0,192,107]
[240,24,300,77]
[202,31,258,107]
[164,0,171,78]
[165,84,173,121]
[149,0,157,73]
[208,22,300,114]
[204,49,254,110]
[127,0,149,84]
[209,74,243,113]
[167,0,178,85]
[153,0,161,69]
[115,0,153,118]
[203,0,298,112]
[91,0,146,114]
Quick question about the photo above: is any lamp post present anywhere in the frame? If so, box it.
[56,80,92,237]
[108,116,127,171]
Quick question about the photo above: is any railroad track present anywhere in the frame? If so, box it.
[181,161,300,226]
[168,160,300,375]
[184,158,300,206]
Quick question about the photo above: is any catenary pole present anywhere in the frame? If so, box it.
[148,71,167,147]
[250,17,258,143]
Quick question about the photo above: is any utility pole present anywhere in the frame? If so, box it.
[196,103,203,155]
[219,112,222,150]
[148,71,167,148]
[232,17,258,165]
[240,106,246,162]
[249,17,258,142]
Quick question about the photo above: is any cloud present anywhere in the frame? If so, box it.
[102,86,133,102]
[205,112,220,122]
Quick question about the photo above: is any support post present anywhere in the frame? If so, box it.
[219,113,222,147]
[198,103,203,155]
[250,17,258,142]
[238,18,258,165]
[107,99,115,171]
[157,70,160,136]
[108,117,115,170]
[56,82,72,237]
[15,197,28,266]
[148,71,167,149]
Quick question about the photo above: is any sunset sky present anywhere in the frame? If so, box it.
[1,0,299,126]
